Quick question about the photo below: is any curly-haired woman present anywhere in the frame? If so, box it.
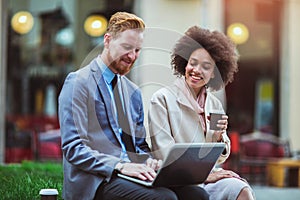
[148,26,255,200]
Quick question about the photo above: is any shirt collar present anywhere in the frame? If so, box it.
[96,56,116,85]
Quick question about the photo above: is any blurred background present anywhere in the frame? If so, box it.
[0,0,300,190]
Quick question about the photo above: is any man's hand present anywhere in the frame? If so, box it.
[119,162,157,181]
[146,158,162,171]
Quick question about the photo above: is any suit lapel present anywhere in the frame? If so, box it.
[90,62,122,142]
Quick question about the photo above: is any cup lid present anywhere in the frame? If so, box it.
[39,189,58,195]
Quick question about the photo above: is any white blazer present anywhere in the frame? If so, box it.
[148,78,230,164]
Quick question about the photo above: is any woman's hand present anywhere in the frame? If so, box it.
[217,115,228,131]
[205,169,244,184]
[213,115,228,142]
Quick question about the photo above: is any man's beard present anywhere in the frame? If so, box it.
[110,59,134,75]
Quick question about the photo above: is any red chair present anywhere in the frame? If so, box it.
[37,129,62,161]
[5,121,34,163]
[238,131,290,185]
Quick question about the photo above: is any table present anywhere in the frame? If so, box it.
[267,158,300,187]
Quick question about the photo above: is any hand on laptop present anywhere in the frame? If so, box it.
[146,158,162,171]
[118,162,158,181]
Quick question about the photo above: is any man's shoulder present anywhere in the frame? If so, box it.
[122,76,139,90]
[66,61,96,81]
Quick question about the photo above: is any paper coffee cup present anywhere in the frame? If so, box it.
[39,189,58,200]
[210,113,223,130]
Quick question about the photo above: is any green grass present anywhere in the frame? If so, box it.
[0,161,63,200]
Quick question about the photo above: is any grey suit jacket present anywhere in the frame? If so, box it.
[58,58,150,200]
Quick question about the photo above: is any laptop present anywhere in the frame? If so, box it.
[117,142,225,187]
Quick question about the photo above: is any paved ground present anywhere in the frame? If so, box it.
[252,185,300,200]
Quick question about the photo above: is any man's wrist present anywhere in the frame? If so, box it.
[114,162,125,173]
